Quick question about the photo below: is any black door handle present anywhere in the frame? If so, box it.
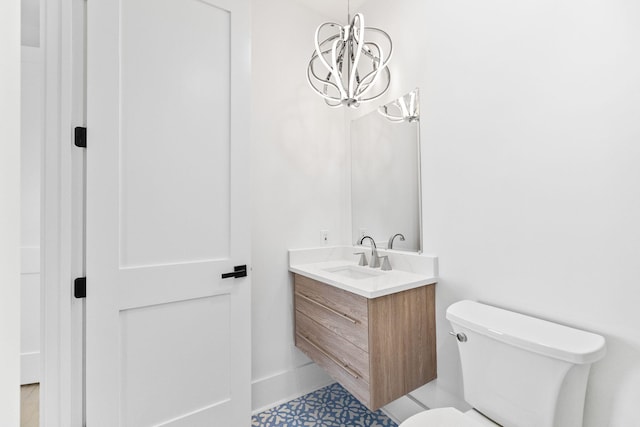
[221,265,247,279]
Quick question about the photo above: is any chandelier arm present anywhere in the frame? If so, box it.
[306,76,343,103]
[330,38,348,99]
[354,41,386,98]
[363,27,394,69]
[409,91,417,115]
[362,41,382,66]
[399,97,410,118]
[307,82,342,104]
[352,17,362,44]
[354,29,393,95]
[314,22,342,73]
[310,34,341,61]
[360,42,383,62]
[377,106,405,122]
[307,73,342,101]
[335,42,346,72]
[309,43,345,86]
[354,41,383,88]
[324,99,343,108]
[308,49,341,87]
[307,62,344,103]
[348,13,366,99]
[313,43,340,60]
[359,67,391,102]
[309,66,336,91]
[356,44,391,100]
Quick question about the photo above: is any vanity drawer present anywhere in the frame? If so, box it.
[294,275,369,351]
[296,330,371,408]
[294,275,368,323]
[295,294,369,352]
[295,310,369,383]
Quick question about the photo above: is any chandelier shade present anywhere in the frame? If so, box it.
[307,13,393,108]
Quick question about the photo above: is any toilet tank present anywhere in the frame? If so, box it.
[446,301,606,427]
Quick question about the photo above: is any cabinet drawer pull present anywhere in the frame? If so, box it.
[296,333,360,379]
[295,292,358,324]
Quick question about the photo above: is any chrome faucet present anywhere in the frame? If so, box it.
[388,233,406,250]
[359,235,380,268]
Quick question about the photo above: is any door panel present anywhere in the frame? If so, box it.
[119,0,231,268]
[120,295,231,426]
[86,0,250,425]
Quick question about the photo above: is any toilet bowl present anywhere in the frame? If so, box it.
[399,300,606,427]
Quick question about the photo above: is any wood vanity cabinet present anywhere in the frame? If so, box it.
[293,273,437,411]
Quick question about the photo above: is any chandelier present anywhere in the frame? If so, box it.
[307,6,393,109]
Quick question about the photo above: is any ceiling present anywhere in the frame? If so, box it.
[291,0,369,20]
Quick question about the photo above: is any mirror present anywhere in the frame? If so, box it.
[351,89,422,252]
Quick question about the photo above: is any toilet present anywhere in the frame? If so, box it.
[400,300,606,427]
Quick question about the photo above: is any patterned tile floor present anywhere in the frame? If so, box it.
[252,383,398,427]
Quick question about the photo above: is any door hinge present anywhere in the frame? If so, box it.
[74,277,87,298]
[74,126,87,148]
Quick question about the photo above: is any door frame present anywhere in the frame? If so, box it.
[41,0,85,425]
[0,0,22,424]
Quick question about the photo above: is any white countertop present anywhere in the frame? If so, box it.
[288,246,438,299]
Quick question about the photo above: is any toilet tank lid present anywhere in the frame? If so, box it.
[446,300,606,364]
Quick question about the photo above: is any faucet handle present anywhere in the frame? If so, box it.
[353,252,368,266]
[380,255,392,271]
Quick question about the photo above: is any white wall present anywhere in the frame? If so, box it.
[0,0,22,423]
[356,0,640,425]
[250,0,348,412]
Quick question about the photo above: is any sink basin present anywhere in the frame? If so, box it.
[322,265,384,280]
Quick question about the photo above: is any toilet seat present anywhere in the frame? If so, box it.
[399,407,495,427]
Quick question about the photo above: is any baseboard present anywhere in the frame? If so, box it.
[252,362,333,414]
[381,394,428,425]
[21,351,40,385]
[382,381,470,425]
[407,380,470,412]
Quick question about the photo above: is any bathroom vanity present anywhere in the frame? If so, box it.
[290,246,438,411]
[287,88,434,411]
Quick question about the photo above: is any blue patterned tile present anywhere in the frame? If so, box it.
[252,383,398,427]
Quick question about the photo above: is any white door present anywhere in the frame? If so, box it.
[86,0,251,425]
